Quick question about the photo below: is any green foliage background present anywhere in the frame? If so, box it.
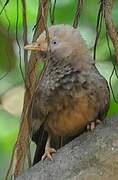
[0,0,118,179]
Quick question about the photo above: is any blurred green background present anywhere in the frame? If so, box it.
[0,0,118,179]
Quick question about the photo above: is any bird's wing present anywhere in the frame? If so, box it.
[28,88,47,143]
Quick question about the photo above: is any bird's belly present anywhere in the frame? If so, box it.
[48,111,87,136]
[47,95,99,136]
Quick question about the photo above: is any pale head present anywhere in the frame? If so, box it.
[25,24,90,61]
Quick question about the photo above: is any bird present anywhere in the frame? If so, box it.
[24,24,110,164]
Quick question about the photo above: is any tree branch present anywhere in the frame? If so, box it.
[73,0,83,28]
[103,0,118,64]
[21,0,28,80]
[5,0,49,179]
[17,115,118,180]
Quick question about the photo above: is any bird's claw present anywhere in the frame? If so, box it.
[87,119,101,131]
[41,148,56,161]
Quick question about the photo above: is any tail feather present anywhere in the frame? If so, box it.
[33,130,48,165]
[32,124,48,165]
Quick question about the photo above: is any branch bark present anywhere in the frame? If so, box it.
[17,115,118,180]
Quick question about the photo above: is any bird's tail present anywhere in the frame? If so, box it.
[32,126,48,165]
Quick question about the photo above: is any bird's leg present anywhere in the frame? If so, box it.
[41,134,56,161]
[87,119,101,131]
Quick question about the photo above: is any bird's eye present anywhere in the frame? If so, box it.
[51,40,58,45]
[53,41,57,45]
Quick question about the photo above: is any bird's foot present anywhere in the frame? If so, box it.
[87,119,101,131]
[41,148,56,161]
